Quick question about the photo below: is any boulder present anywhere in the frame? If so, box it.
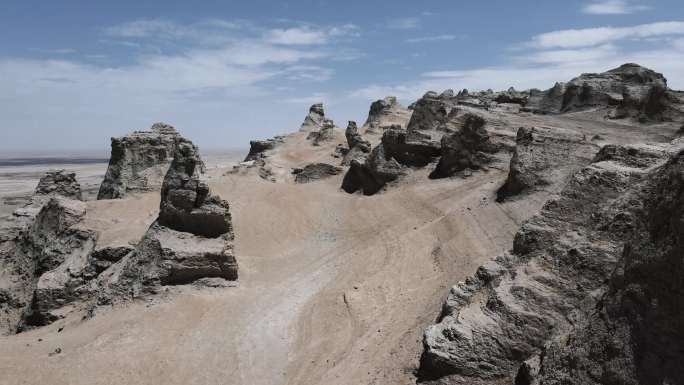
[496,126,597,201]
[429,113,496,178]
[97,122,182,199]
[293,163,343,184]
[300,103,325,132]
[382,126,441,167]
[362,96,412,133]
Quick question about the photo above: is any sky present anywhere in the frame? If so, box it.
[1,0,684,153]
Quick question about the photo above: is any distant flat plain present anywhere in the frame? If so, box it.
[0,149,246,217]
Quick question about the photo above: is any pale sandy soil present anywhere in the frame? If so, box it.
[0,112,678,385]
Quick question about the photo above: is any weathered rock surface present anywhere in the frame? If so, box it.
[341,138,407,195]
[362,96,412,133]
[100,136,237,300]
[98,122,182,199]
[536,149,684,385]
[34,170,82,200]
[0,172,96,333]
[429,113,497,179]
[528,63,684,122]
[418,140,680,384]
[300,103,326,132]
[293,163,343,184]
[342,121,371,166]
[244,136,285,162]
[307,119,336,146]
[496,126,597,201]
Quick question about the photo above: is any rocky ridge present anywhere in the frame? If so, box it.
[418,139,683,384]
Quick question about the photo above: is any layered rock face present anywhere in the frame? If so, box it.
[34,170,82,200]
[300,103,326,132]
[418,140,682,384]
[362,96,412,133]
[97,123,181,199]
[293,163,343,184]
[342,121,372,166]
[535,148,684,385]
[102,137,237,298]
[0,172,96,334]
[429,113,497,179]
[496,126,597,201]
[528,63,684,121]
[244,136,285,162]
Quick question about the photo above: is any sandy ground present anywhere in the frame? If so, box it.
[0,112,678,385]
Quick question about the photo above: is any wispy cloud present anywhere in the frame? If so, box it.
[406,34,465,43]
[529,21,684,49]
[387,17,420,30]
[582,0,650,15]
[32,48,78,55]
[264,24,359,45]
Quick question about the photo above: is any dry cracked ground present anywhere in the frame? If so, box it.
[0,63,683,385]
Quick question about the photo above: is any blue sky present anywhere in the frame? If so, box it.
[1,0,684,153]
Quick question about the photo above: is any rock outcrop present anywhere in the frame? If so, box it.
[362,96,412,134]
[536,149,684,385]
[496,126,597,201]
[101,137,237,299]
[341,143,406,195]
[429,113,497,179]
[300,103,326,132]
[0,171,95,333]
[418,140,681,384]
[342,121,371,165]
[528,63,684,122]
[98,122,182,199]
[293,163,343,184]
[34,170,82,200]
[244,136,285,162]
[307,119,336,146]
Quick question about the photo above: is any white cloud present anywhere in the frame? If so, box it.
[264,27,328,45]
[387,17,420,30]
[406,35,464,43]
[582,0,650,15]
[530,21,684,49]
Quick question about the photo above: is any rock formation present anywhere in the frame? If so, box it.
[101,137,237,299]
[536,149,684,384]
[429,113,497,179]
[34,170,82,200]
[244,136,285,162]
[98,122,182,199]
[292,163,343,184]
[0,171,95,333]
[496,126,597,201]
[418,139,682,384]
[527,63,684,122]
[362,96,412,133]
[307,119,336,146]
[341,143,406,195]
[300,103,326,132]
[342,121,371,165]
